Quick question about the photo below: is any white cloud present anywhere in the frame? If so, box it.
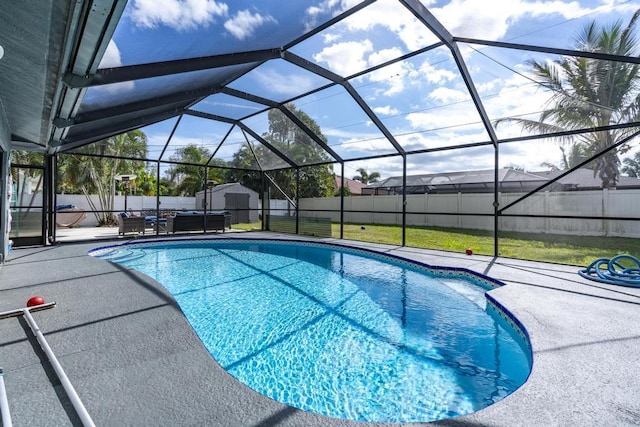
[431,0,515,40]
[313,40,373,76]
[304,0,361,30]
[402,99,496,133]
[396,121,489,151]
[373,106,399,116]
[396,17,440,51]
[308,2,640,175]
[322,33,342,44]
[252,68,319,97]
[498,139,561,170]
[130,0,228,31]
[366,48,409,96]
[224,10,276,40]
[305,0,349,17]
[418,61,457,85]
[96,40,135,93]
[478,71,553,128]
[429,0,601,40]
[315,0,631,56]
[99,40,124,68]
[332,0,439,51]
[338,0,393,32]
[334,135,398,153]
[344,0,440,50]
[96,81,136,95]
[340,0,406,33]
[429,87,468,103]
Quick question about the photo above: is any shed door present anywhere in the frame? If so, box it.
[224,193,250,224]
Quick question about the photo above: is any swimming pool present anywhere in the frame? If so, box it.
[90,238,532,423]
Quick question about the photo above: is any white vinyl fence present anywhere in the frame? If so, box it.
[56,194,197,226]
[268,199,294,216]
[300,189,640,238]
[17,189,640,237]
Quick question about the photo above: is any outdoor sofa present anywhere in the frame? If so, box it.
[166,211,229,234]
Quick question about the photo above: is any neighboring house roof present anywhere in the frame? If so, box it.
[334,176,367,194]
[364,168,640,194]
[529,168,640,190]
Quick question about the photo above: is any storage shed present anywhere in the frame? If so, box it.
[196,183,259,224]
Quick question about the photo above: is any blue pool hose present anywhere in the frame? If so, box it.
[578,254,640,287]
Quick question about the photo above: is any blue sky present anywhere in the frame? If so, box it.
[89,0,640,181]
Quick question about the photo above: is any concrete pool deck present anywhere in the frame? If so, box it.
[0,232,639,426]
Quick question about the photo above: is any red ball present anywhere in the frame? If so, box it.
[465,248,473,255]
[27,296,45,307]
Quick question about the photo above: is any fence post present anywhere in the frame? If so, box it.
[370,193,375,225]
[424,192,428,227]
[602,188,609,236]
[544,191,550,233]
[457,192,462,228]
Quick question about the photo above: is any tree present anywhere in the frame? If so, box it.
[132,168,158,196]
[58,130,148,225]
[622,151,640,177]
[498,9,640,188]
[167,145,210,196]
[352,168,381,184]
[207,158,228,186]
[165,146,230,196]
[226,145,263,192]
[228,104,335,198]
[334,185,352,196]
[540,143,592,171]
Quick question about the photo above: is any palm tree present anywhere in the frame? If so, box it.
[561,144,593,170]
[622,151,640,177]
[352,167,381,184]
[540,143,592,171]
[498,9,640,188]
[58,130,148,225]
[167,145,211,196]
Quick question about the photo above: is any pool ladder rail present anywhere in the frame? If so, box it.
[0,302,96,427]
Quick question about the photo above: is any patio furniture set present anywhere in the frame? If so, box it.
[118,211,231,236]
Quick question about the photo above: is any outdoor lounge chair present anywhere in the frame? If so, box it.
[117,213,146,236]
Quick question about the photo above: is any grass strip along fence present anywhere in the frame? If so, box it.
[231,222,640,267]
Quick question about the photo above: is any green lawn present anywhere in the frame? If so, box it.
[232,221,640,267]
[337,223,640,266]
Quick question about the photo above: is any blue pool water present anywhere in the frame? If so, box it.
[90,239,531,423]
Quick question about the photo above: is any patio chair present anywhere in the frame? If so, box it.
[117,213,146,236]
